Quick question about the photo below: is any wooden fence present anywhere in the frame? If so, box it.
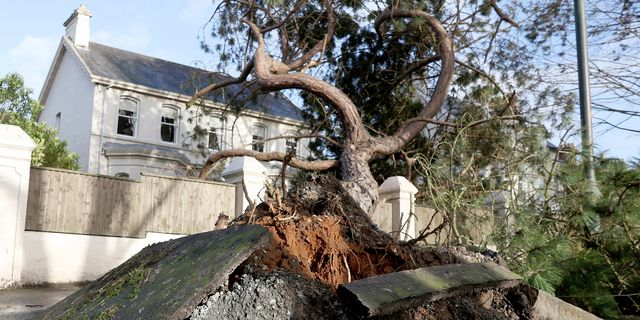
[414,205,494,245]
[25,167,235,238]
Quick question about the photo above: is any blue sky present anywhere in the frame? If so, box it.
[0,1,216,94]
[1,1,638,161]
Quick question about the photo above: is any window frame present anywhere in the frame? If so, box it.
[160,105,179,144]
[284,138,300,157]
[251,124,267,153]
[116,96,139,137]
[206,116,225,151]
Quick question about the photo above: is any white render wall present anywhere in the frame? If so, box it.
[39,43,95,171]
[0,125,36,289]
[89,85,310,178]
[39,40,309,179]
[20,231,183,284]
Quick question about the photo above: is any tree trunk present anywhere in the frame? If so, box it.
[340,146,379,216]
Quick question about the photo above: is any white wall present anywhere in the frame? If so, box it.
[0,125,36,289]
[20,231,183,284]
[39,44,95,171]
[93,85,309,178]
[105,153,187,179]
[38,39,310,179]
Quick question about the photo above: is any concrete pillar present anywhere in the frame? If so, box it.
[0,125,36,288]
[221,156,268,218]
[379,176,419,241]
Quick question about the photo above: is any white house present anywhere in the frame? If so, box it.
[38,5,309,180]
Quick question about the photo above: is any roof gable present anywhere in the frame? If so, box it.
[75,42,302,121]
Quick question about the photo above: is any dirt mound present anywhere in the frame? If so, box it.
[230,176,444,289]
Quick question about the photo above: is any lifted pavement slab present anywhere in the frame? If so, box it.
[337,262,522,317]
[532,290,601,320]
[42,225,271,320]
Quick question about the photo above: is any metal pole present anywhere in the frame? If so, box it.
[574,0,601,222]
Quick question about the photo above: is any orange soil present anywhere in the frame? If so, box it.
[234,177,442,289]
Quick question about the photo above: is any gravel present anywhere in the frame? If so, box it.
[189,271,347,320]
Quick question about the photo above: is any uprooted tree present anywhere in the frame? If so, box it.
[188,1,460,215]
[189,0,532,216]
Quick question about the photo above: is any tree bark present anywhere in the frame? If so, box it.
[340,142,379,215]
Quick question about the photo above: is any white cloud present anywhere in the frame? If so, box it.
[4,34,59,95]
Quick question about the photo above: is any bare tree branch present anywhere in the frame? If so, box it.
[488,0,520,28]
[374,9,455,154]
[258,133,343,148]
[243,17,368,142]
[199,149,338,179]
[187,59,255,107]
[287,0,335,71]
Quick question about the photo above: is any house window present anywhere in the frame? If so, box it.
[252,124,266,153]
[55,112,61,132]
[207,116,225,151]
[160,106,178,143]
[117,97,138,136]
[208,129,219,150]
[285,137,298,156]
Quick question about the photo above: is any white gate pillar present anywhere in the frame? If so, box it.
[379,176,419,241]
[0,125,36,288]
[221,156,268,218]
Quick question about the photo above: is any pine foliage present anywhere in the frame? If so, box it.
[498,159,640,317]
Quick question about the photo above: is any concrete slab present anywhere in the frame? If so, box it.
[42,225,271,320]
[532,290,601,320]
[0,286,80,320]
[337,262,522,317]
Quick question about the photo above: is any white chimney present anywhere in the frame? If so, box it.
[63,5,92,48]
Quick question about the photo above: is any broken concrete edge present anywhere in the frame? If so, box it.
[168,226,273,320]
[41,225,272,320]
[340,279,523,317]
[337,262,523,317]
[532,290,602,320]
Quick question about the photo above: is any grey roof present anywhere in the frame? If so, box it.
[76,42,302,121]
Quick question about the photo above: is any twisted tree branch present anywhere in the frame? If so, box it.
[199,149,338,179]
[373,9,455,155]
[187,59,255,107]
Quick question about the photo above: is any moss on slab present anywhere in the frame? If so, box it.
[42,225,270,320]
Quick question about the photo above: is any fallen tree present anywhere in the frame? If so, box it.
[190,1,458,215]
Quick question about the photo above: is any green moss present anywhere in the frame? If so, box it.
[45,226,270,320]
[125,267,147,300]
[95,303,122,320]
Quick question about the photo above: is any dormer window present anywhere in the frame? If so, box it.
[252,124,266,153]
[117,97,138,137]
[160,106,178,143]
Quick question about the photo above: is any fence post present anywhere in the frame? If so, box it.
[221,156,268,218]
[379,176,419,241]
[0,125,36,288]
